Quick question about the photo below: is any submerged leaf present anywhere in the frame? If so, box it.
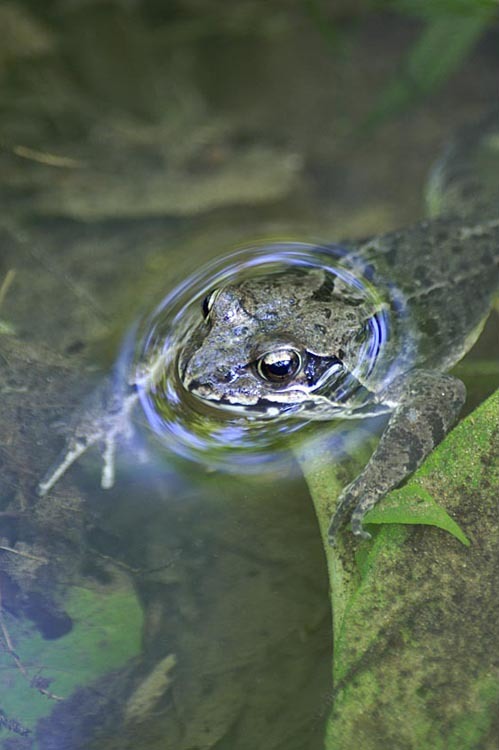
[0,578,143,734]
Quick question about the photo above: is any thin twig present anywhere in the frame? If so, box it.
[93,547,182,576]
[0,707,31,737]
[0,581,64,701]
[0,545,48,564]
[92,550,142,575]
[0,608,15,655]
[12,145,84,169]
[0,269,16,311]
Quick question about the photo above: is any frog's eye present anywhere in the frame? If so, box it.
[202,290,219,320]
[256,349,302,383]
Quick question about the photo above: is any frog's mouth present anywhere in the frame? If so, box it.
[185,363,379,421]
[180,306,389,421]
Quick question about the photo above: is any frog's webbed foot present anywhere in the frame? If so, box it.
[328,370,466,546]
[38,378,139,497]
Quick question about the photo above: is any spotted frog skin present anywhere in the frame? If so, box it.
[39,114,499,543]
[178,268,383,416]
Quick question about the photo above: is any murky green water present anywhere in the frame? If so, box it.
[0,3,498,749]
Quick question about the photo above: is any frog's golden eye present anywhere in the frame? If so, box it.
[256,349,302,383]
[202,289,219,320]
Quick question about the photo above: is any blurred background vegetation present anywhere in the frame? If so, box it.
[0,2,499,749]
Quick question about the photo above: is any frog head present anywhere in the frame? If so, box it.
[177,268,378,418]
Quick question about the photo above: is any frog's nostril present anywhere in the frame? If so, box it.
[186,368,235,395]
[219,368,235,383]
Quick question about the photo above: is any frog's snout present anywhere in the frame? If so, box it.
[181,359,234,401]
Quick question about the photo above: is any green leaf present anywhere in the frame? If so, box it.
[366,13,493,126]
[381,0,499,19]
[363,484,470,546]
[297,387,499,749]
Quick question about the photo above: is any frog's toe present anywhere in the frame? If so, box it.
[38,437,91,497]
[327,527,339,548]
[327,489,375,544]
[327,496,355,546]
[350,510,372,540]
[100,436,117,489]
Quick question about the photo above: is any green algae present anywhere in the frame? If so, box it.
[299,387,499,749]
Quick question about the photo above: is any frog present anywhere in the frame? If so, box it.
[38,113,499,544]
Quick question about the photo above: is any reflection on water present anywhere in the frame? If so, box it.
[19,229,412,747]
[133,241,397,471]
[30,469,332,750]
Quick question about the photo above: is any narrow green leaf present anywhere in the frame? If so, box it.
[382,0,498,18]
[366,13,492,126]
[363,484,470,546]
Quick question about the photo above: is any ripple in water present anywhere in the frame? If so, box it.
[122,242,409,473]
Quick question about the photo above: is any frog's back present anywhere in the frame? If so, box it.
[426,108,499,223]
[350,113,499,376]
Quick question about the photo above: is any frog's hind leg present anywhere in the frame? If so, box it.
[328,370,466,544]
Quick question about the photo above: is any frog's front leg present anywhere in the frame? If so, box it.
[38,378,139,497]
[328,370,466,544]
[38,348,167,497]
